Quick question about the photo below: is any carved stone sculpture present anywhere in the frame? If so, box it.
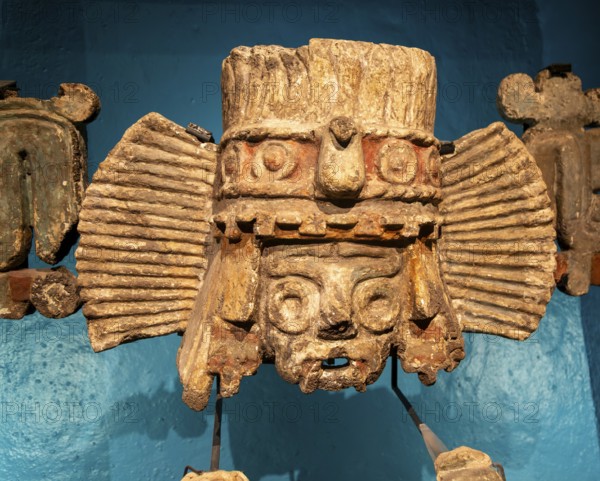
[0,82,99,318]
[497,66,600,295]
[76,39,556,412]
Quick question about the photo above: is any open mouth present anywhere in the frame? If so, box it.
[322,357,351,369]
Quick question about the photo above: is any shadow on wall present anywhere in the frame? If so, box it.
[225,362,543,481]
[0,315,207,481]
[227,366,432,481]
[581,286,600,447]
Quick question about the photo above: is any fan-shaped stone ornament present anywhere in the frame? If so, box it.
[75,39,556,412]
[76,113,216,350]
[439,122,556,338]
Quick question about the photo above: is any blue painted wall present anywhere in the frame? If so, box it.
[1,1,599,480]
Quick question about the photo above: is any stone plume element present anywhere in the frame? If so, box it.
[439,123,556,339]
[76,39,556,412]
[0,82,99,319]
[75,113,216,350]
[498,66,600,295]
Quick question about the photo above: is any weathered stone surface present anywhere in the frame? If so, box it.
[435,447,504,481]
[29,267,80,318]
[181,470,249,481]
[0,83,97,319]
[221,39,437,138]
[75,112,217,351]
[0,83,99,270]
[439,122,556,339]
[498,67,600,295]
[0,272,29,319]
[76,39,556,414]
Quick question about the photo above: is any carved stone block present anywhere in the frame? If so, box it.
[0,83,98,318]
[498,66,600,295]
[0,83,99,269]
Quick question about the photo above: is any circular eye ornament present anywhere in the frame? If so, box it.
[257,141,297,179]
[353,278,400,333]
[267,278,318,334]
[376,140,418,184]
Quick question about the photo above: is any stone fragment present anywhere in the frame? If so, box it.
[435,447,505,481]
[181,471,249,481]
[0,83,97,318]
[0,83,99,270]
[498,66,600,295]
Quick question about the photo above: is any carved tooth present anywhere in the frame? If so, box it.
[402,224,420,238]
[275,213,302,228]
[226,222,242,241]
[254,214,276,237]
[354,217,384,237]
[326,214,358,228]
[235,211,257,224]
[298,213,327,236]
[380,216,404,230]
[298,361,322,394]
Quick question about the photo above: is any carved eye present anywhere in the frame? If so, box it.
[376,140,418,184]
[353,278,400,333]
[255,141,297,179]
[267,278,318,334]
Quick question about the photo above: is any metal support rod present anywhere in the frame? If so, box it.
[390,353,422,429]
[391,355,507,480]
[210,375,223,471]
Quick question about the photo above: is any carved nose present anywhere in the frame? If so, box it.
[316,117,365,199]
[318,301,356,340]
[330,116,356,147]
[408,247,442,329]
[412,275,442,327]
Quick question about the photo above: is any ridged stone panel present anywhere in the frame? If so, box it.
[439,122,556,339]
[76,112,217,351]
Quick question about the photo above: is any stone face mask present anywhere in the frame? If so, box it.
[76,39,556,411]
